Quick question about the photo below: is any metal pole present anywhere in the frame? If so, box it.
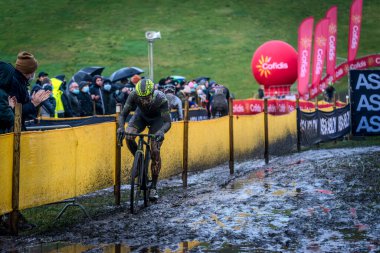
[182,101,189,188]
[114,103,122,206]
[10,103,22,235]
[228,98,234,175]
[264,98,269,164]
[148,40,154,81]
[296,97,301,152]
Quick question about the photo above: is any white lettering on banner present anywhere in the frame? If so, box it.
[350,61,366,69]
[356,94,380,111]
[262,62,288,70]
[288,105,295,112]
[316,49,324,75]
[320,117,337,135]
[300,50,309,77]
[338,111,350,131]
[300,119,318,132]
[356,116,380,133]
[279,103,286,113]
[376,57,380,64]
[233,104,244,113]
[355,73,380,90]
[268,104,276,113]
[329,36,336,61]
[336,68,344,78]
[351,26,359,49]
[250,104,262,113]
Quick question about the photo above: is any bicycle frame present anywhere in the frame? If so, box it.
[126,133,155,213]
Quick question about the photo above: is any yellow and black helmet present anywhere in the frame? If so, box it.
[135,78,154,97]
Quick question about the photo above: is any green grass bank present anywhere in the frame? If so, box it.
[0,0,379,98]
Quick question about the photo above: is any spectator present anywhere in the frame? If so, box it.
[90,75,105,115]
[176,85,191,107]
[115,77,134,106]
[51,75,66,118]
[324,85,335,103]
[0,52,50,133]
[164,84,183,121]
[210,84,230,117]
[258,87,265,99]
[31,71,48,94]
[77,81,93,116]
[102,78,117,114]
[196,84,208,108]
[61,82,81,117]
[130,74,141,86]
[39,84,56,117]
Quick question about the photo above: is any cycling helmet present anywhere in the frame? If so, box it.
[135,78,154,97]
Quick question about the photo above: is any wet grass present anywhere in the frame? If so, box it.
[20,190,129,235]
[305,136,380,150]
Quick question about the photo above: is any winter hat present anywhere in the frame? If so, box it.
[79,81,89,89]
[130,74,141,85]
[15,51,38,75]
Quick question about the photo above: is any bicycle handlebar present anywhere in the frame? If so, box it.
[125,132,156,139]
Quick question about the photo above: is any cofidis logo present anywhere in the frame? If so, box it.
[256,55,288,78]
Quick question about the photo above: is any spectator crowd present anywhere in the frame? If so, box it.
[1,51,231,134]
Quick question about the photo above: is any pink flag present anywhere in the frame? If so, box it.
[326,6,338,80]
[310,18,329,98]
[297,17,314,97]
[348,0,363,63]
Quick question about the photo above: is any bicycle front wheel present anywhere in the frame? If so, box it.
[130,152,144,214]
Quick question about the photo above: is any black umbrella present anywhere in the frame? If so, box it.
[110,67,144,83]
[80,66,105,76]
[70,66,105,85]
[70,71,93,84]
[194,76,210,83]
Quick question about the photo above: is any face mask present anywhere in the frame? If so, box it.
[72,89,80,94]
[82,86,89,93]
[104,84,112,91]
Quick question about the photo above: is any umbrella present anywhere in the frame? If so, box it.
[170,75,186,81]
[194,76,210,83]
[80,66,105,76]
[110,67,144,83]
[70,66,105,85]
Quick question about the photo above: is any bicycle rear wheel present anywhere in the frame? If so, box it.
[130,152,144,214]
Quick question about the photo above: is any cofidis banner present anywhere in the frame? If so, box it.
[350,70,380,136]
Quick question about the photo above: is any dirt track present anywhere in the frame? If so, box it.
[2,146,380,252]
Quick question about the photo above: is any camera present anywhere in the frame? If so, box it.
[145,31,161,40]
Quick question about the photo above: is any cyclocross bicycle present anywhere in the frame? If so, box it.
[125,132,156,214]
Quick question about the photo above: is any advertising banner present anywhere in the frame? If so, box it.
[297,17,314,98]
[232,99,346,115]
[348,0,363,63]
[310,18,329,98]
[299,105,351,145]
[350,70,380,136]
[326,6,338,80]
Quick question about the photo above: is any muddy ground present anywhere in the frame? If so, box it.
[1,146,380,252]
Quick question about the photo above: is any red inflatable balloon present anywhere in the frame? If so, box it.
[252,40,298,90]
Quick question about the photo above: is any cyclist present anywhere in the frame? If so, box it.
[117,78,171,201]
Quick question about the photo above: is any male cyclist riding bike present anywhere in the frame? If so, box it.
[117,78,171,201]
